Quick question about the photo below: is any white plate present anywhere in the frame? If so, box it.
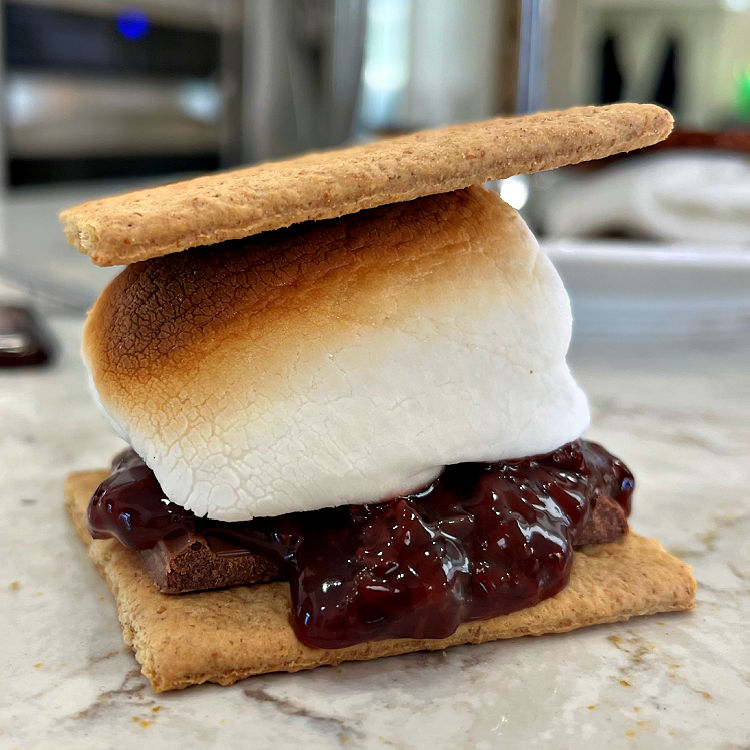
[543,238,750,339]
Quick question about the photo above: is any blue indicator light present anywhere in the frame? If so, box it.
[116,7,150,41]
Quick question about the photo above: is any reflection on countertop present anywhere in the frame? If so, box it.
[1,313,749,749]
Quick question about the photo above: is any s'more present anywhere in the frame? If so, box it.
[60,103,696,693]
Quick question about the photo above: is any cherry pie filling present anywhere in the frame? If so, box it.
[88,439,634,648]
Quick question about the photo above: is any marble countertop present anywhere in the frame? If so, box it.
[2,310,749,749]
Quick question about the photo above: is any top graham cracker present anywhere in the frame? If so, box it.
[60,103,673,267]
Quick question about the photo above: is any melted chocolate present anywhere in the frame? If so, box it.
[88,440,633,649]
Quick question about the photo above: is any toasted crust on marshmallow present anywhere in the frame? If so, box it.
[83,187,589,520]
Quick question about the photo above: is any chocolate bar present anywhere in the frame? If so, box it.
[141,532,281,594]
[0,305,54,367]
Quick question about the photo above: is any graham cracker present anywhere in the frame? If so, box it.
[60,103,672,267]
[65,470,696,693]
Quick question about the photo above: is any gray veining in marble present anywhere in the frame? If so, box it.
[2,315,749,750]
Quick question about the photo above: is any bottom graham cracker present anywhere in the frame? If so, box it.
[65,470,696,693]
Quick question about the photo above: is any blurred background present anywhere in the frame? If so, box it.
[1,0,749,339]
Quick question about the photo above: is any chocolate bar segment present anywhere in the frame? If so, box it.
[0,305,54,367]
[142,495,628,595]
[141,533,281,594]
[576,496,629,547]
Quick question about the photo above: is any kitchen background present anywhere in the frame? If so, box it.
[1,0,749,335]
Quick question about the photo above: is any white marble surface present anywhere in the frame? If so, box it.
[2,313,749,750]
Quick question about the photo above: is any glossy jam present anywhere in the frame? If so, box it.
[88,440,633,648]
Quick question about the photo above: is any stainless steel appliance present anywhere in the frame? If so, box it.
[2,0,243,185]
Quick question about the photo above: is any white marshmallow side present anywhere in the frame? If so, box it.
[86,245,589,522]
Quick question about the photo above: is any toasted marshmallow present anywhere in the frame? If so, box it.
[83,187,589,521]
